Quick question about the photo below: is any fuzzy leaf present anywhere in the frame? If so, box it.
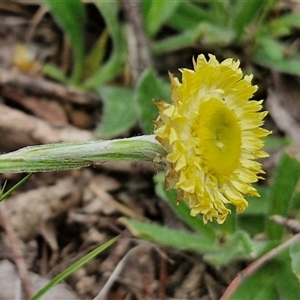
[96,86,137,138]
[135,69,170,134]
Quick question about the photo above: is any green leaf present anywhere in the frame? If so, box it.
[250,239,278,259]
[42,63,68,83]
[123,218,254,266]
[290,238,300,282]
[152,21,234,54]
[268,13,300,37]
[238,187,269,235]
[122,218,218,253]
[96,86,138,139]
[266,151,300,240]
[230,0,266,40]
[253,37,300,76]
[85,1,124,89]
[243,186,269,216]
[152,27,200,54]
[209,0,230,25]
[154,172,216,239]
[43,0,86,85]
[197,22,235,46]
[238,215,265,236]
[134,68,170,134]
[204,231,254,266]
[30,237,117,300]
[264,136,292,149]
[167,1,213,31]
[83,29,109,79]
[142,0,182,37]
[230,262,278,300]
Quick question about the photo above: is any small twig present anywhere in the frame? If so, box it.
[0,66,102,105]
[93,245,144,300]
[0,103,93,152]
[0,202,33,299]
[220,233,300,300]
[270,215,300,234]
[89,181,148,222]
[159,247,167,300]
[61,35,72,75]
[94,240,170,300]
[25,5,48,42]
[121,0,152,85]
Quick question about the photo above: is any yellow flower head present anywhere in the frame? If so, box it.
[154,54,270,224]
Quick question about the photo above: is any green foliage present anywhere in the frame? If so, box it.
[84,0,125,89]
[264,136,291,149]
[95,69,170,138]
[96,86,137,139]
[83,29,109,79]
[122,218,218,253]
[167,1,214,31]
[42,0,86,85]
[230,262,278,300]
[268,13,300,37]
[42,0,125,90]
[141,0,182,37]
[229,0,265,39]
[253,37,300,75]
[231,256,300,299]
[290,239,300,282]
[266,152,300,240]
[134,69,170,134]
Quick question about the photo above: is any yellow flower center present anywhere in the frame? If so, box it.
[194,98,242,177]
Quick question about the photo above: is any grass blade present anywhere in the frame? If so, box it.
[0,173,33,202]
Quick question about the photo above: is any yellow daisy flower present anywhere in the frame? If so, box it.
[154,54,270,224]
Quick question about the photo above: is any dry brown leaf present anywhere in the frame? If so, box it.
[3,176,79,251]
[0,104,93,152]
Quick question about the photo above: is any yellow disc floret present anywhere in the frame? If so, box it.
[195,99,242,177]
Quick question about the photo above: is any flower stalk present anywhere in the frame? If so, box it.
[0,135,166,173]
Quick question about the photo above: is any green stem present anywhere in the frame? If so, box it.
[0,135,166,173]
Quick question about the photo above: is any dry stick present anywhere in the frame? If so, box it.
[93,245,144,300]
[94,242,164,300]
[25,5,48,42]
[270,215,300,234]
[0,66,101,105]
[159,248,167,300]
[121,0,153,85]
[0,202,33,299]
[220,232,300,300]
